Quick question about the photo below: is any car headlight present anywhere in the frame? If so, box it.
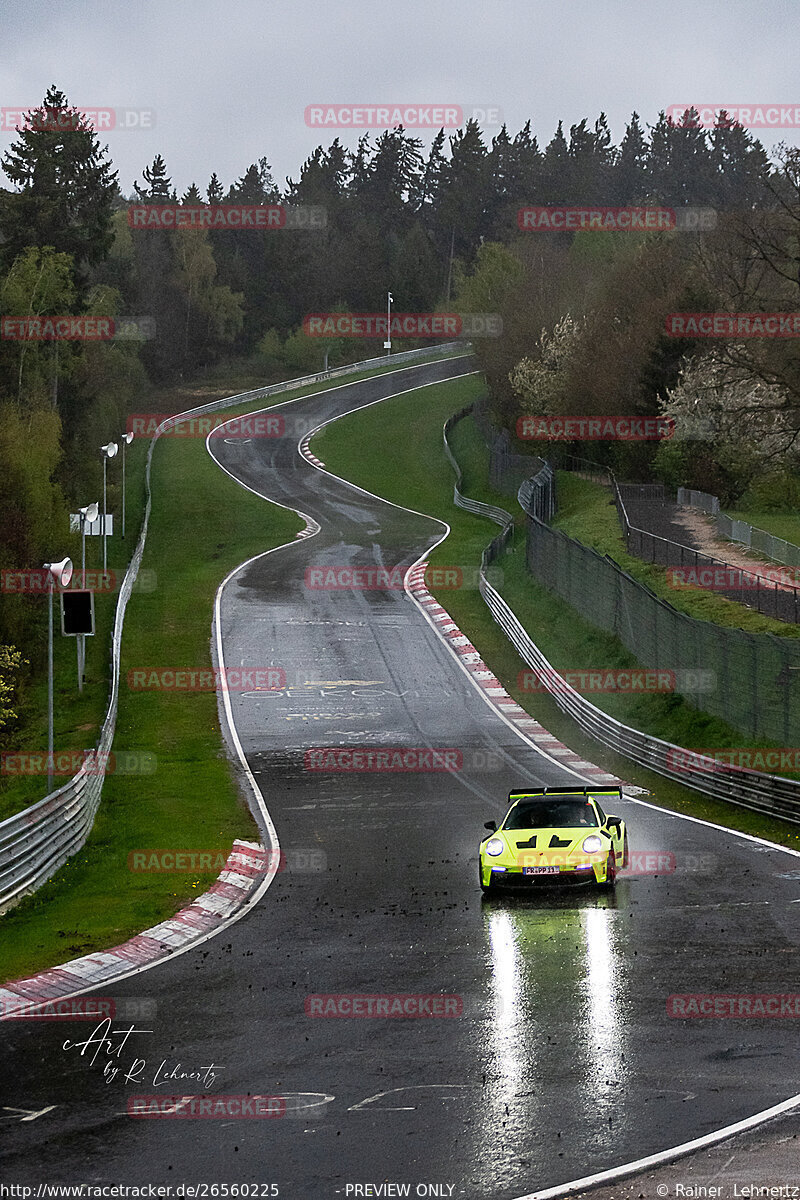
[485,837,504,857]
[582,835,604,854]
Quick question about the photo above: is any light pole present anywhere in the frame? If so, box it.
[120,432,133,539]
[77,503,99,693]
[100,442,118,576]
[385,290,393,357]
[43,557,73,793]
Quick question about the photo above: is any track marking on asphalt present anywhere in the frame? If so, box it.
[1,1106,57,1122]
[347,1085,475,1112]
[124,354,798,1200]
[0,361,473,1022]
[285,365,800,1200]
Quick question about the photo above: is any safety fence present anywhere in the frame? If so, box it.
[442,406,800,824]
[677,487,720,516]
[679,487,800,570]
[554,455,800,625]
[472,395,544,497]
[0,342,465,914]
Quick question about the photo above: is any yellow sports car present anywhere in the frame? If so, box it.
[479,786,629,892]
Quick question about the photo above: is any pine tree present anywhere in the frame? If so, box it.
[227,158,278,203]
[709,113,771,209]
[438,120,490,258]
[615,112,650,203]
[411,128,448,217]
[206,173,224,204]
[1,85,118,277]
[541,121,570,203]
[511,120,542,202]
[566,114,615,204]
[649,109,715,206]
[134,154,175,201]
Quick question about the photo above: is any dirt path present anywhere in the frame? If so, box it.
[675,508,799,589]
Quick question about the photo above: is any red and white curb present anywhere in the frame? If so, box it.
[0,840,271,1018]
[405,562,624,787]
[296,517,320,540]
[298,434,325,469]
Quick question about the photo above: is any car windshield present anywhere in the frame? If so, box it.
[503,798,598,830]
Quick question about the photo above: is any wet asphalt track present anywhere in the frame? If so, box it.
[2,355,800,1198]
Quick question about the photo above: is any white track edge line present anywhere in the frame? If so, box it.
[288,367,800,1200]
[516,1091,800,1199]
[0,358,468,1005]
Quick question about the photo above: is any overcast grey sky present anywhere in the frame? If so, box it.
[2,0,798,196]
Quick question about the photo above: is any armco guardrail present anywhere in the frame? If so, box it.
[0,342,465,914]
[442,406,517,530]
[444,407,800,825]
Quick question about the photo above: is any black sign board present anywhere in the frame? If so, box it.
[61,590,95,636]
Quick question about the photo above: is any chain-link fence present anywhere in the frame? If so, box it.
[553,457,800,624]
[518,464,557,524]
[467,408,800,741]
[522,515,800,744]
[677,487,720,515]
[446,409,800,817]
[681,488,800,570]
[473,396,544,497]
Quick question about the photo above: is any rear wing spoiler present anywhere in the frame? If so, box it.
[508,786,623,802]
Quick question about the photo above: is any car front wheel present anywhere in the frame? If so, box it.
[600,848,617,890]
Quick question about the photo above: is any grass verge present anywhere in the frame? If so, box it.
[0,351,469,983]
[727,510,800,548]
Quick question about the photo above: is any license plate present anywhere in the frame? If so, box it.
[523,866,559,875]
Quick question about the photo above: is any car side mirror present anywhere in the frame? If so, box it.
[484,820,497,831]
[606,816,621,830]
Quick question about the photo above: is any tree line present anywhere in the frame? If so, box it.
[0,83,795,730]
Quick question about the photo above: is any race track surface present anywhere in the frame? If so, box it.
[2,356,800,1199]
